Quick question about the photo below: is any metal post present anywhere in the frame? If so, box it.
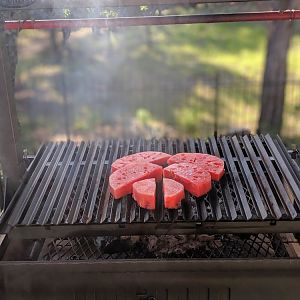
[0,176,4,213]
[50,29,71,141]
[61,38,71,141]
[214,72,220,136]
[0,28,24,197]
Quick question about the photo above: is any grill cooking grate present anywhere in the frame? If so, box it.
[40,234,290,260]
[2,134,300,237]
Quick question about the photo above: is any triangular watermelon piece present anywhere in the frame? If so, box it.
[163,163,211,197]
[163,178,184,209]
[112,151,171,173]
[109,162,162,199]
[133,178,156,209]
[167,153,224,181]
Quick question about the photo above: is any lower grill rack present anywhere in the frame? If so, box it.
[4,234,298,261]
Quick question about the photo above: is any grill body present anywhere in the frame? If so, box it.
[2,259,300,300]
[1,134,300,299]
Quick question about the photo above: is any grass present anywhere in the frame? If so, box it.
[15,21,300,149]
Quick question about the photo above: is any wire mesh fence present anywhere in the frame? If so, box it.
[45,73,300,141]
[16,67,300,150]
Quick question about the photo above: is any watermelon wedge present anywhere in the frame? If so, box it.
[163,163,211,197]
[133,178,156,209]
[167,153,225,181]
[163,178,184,209]
[109,162,162,199]
[111,151,171,173]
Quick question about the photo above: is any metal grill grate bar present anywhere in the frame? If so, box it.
[66,141,98,224]
[21,142,67,225]
[231,136,268,220]
[220,136,252,220]
[98,140,121,224]
[4,135,300,236]
[196,139,210,221]
[51,142,87,225]
[81,141,109,224]
[253,135,297,219]
[275,136,300,185]
[242,136,282,219]
[209,137,237,220]
[8,143,56,225]
[264,135,300,209]
[206,138,222,220]
[37,142,76,225]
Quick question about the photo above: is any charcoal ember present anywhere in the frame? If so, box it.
[196,234,215,242]
[139,235,216,257]
[146,235,158,252]
[129,236,141,244]
[211,240,223,248]
[94,236,110,248]
[94,236,120,250]
[103,238,131,254]
[42,233,289,261]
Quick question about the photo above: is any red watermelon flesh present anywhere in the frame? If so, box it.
[167,153,224,181]
[163,163,212,197]
[109,162,162,199]
[133,178,156,209]
[111,151,171,173]
[163,178,185,209]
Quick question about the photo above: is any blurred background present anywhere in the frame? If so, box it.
[4,1,300,152]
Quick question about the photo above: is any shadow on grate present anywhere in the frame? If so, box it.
[40,234,291,261]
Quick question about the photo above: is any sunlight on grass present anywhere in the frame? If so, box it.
[15,21,300,146]
[288,35,300,79]
[30,65,61,77]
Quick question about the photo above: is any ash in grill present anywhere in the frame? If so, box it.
[39,234,291,261]
[1,134,300,238]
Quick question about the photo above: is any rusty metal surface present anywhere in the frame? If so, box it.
[4,10,300,30]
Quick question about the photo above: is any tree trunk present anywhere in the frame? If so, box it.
[258,0,296,134]
[50,29,71,140]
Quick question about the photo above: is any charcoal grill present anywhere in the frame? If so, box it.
[1,1,300,300]
[1,134,300,239]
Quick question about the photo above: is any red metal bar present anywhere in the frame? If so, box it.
[4,10,300,30]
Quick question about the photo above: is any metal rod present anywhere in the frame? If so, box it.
[0,178,4,214]
[0,31,24,196]
[0,0,274,11]
[213,72,220,136]
[4,10,300,30]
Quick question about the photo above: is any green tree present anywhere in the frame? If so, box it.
[258,0,299,134]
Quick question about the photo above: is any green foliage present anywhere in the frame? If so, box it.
[175,106,199,135]
[73,107,102,133]
[102,9,118,18]
[15,19,300,145]
[140,6,149,12]
[63,9,71,18]
[135,108,154,126]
